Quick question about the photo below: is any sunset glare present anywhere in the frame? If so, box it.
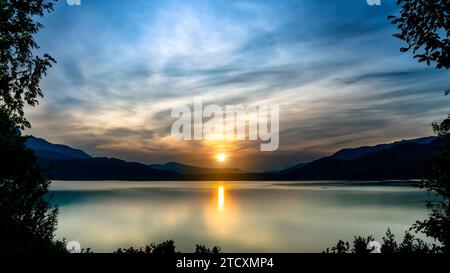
[216,153,226,162]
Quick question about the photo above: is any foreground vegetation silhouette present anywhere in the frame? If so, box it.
[0,0,64,252]
[0,110,65,252]
[390,0,449,253]
[327,0,450,253]
[114,240,221,254]
[325,228,437,254]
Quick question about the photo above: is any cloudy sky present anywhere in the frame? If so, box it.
[26,0,450,171]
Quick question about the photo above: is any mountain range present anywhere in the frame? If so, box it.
[26,136,440,181]
[26,137,91,160]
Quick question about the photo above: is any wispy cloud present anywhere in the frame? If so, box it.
[26,0,450,170]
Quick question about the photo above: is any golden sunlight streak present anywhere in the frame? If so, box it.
[218,186,225,211]
[203,184,240,236]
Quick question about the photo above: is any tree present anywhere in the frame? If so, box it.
[389,0,450,253]
[0,0,56,129]
[380,228,397,254]
[388,0,450,70]
[413,119,450,252]
[0,109,63,252]
[0,0,61,252]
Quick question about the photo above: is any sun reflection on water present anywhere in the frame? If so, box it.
[218,186,225,211]
[203,182,240,236]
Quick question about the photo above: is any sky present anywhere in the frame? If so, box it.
[25,0,450,171]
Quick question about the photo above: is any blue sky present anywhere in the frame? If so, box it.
[26,0,450,170]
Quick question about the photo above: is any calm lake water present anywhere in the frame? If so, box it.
[50,180,431,253]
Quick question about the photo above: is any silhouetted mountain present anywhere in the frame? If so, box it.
[280,162,307,172]
[26,136,91,159]
[27,136,440,181]
[26,137,180,180]
[38,157,181,181]
[329,136,436,160]
[32,149,73,161]
[149,162,242,175]
[279,139,440,180]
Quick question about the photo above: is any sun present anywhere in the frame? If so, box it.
[216,153,226,162]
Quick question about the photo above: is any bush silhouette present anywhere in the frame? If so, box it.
[325,228,434,254]
[114,240,222,254]
[195,244,222,254]
[0,110,63,252]
[115,240,176,254]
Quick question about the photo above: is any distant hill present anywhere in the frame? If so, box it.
[280,162,307,172]
[38,157,181,181]
[26,137,180,180]
[329,136,436,160]
[26,136,91,160]
[149,162,242,175]
[279,139,439,180]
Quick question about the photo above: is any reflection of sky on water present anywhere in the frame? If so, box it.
[50,181,431,252]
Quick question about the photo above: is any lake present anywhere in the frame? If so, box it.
[50,180,432,252]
